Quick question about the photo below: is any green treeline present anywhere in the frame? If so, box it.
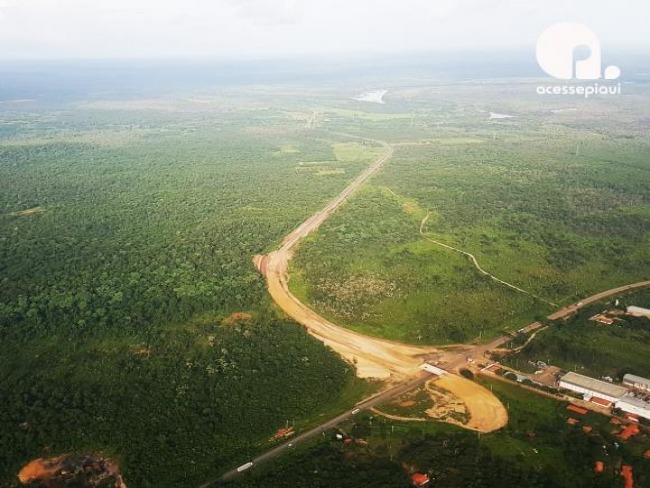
[0,312,355,486]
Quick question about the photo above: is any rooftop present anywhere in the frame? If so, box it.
[560,372,628,399]
[411,473,430,487]
[623,374,650,387]
[617,395,650,410]
[627,305,650,317]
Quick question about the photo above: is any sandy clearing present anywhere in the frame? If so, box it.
[436,375,508,433]
[370,377,506,434]
[19,457,64,483]
[18,455,127,487]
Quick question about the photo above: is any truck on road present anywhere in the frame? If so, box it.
[236,462,253,473]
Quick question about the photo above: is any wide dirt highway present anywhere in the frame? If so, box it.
[213,131,650,486]
[262,135,441,380]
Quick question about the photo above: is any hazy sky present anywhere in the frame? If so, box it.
[0,0,648,59]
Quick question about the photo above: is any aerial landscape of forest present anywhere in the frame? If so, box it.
[0,69,648,487]
[1,1,650,488]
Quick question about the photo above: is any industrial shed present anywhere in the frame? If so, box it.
[559,372,627,403]
[623,374,650,392]
[615,395,650,420]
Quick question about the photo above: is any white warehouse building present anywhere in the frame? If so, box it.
[615,395,650,420]
[623,373,650,392]
[559,372,628,403]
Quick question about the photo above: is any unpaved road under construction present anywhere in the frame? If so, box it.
[211,132,650,485]
[260,136,441,380]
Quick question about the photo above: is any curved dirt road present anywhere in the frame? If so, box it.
[262,136,439,380]
[208,131,650,485]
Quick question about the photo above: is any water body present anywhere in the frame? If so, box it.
[353,90,388,104]
[489,112,514,119]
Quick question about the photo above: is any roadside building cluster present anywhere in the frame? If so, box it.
[559,372,650,420]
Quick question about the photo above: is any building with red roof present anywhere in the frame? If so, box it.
[617,423,640,441]
[411,473,430,486]
[621,465,634,488]
[566,405,588,415]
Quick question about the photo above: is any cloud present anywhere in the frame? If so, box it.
[0,0,646,59]
[227,0,304,26]
[0,0,15,19]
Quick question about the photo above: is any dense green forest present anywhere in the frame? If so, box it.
[2,78,649,487]
[231,378,649,487]
[0,99,381,486]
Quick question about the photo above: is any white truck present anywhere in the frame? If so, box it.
[237,462,253,473]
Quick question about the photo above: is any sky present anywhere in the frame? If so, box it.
[0,0,648,60]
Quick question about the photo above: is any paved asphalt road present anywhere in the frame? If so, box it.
[199,280,650,486]
[201,372,433,486]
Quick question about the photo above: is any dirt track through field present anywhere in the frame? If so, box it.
[258,133,509,433]
[420,211,557,307]
[207,132,650,485]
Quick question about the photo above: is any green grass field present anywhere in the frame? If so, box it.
[290,84,650,344]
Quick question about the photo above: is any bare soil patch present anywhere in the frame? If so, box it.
[19,453,126,487]
[435,375,508,432]
[424,380,469,427]
[222,312,253,326]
